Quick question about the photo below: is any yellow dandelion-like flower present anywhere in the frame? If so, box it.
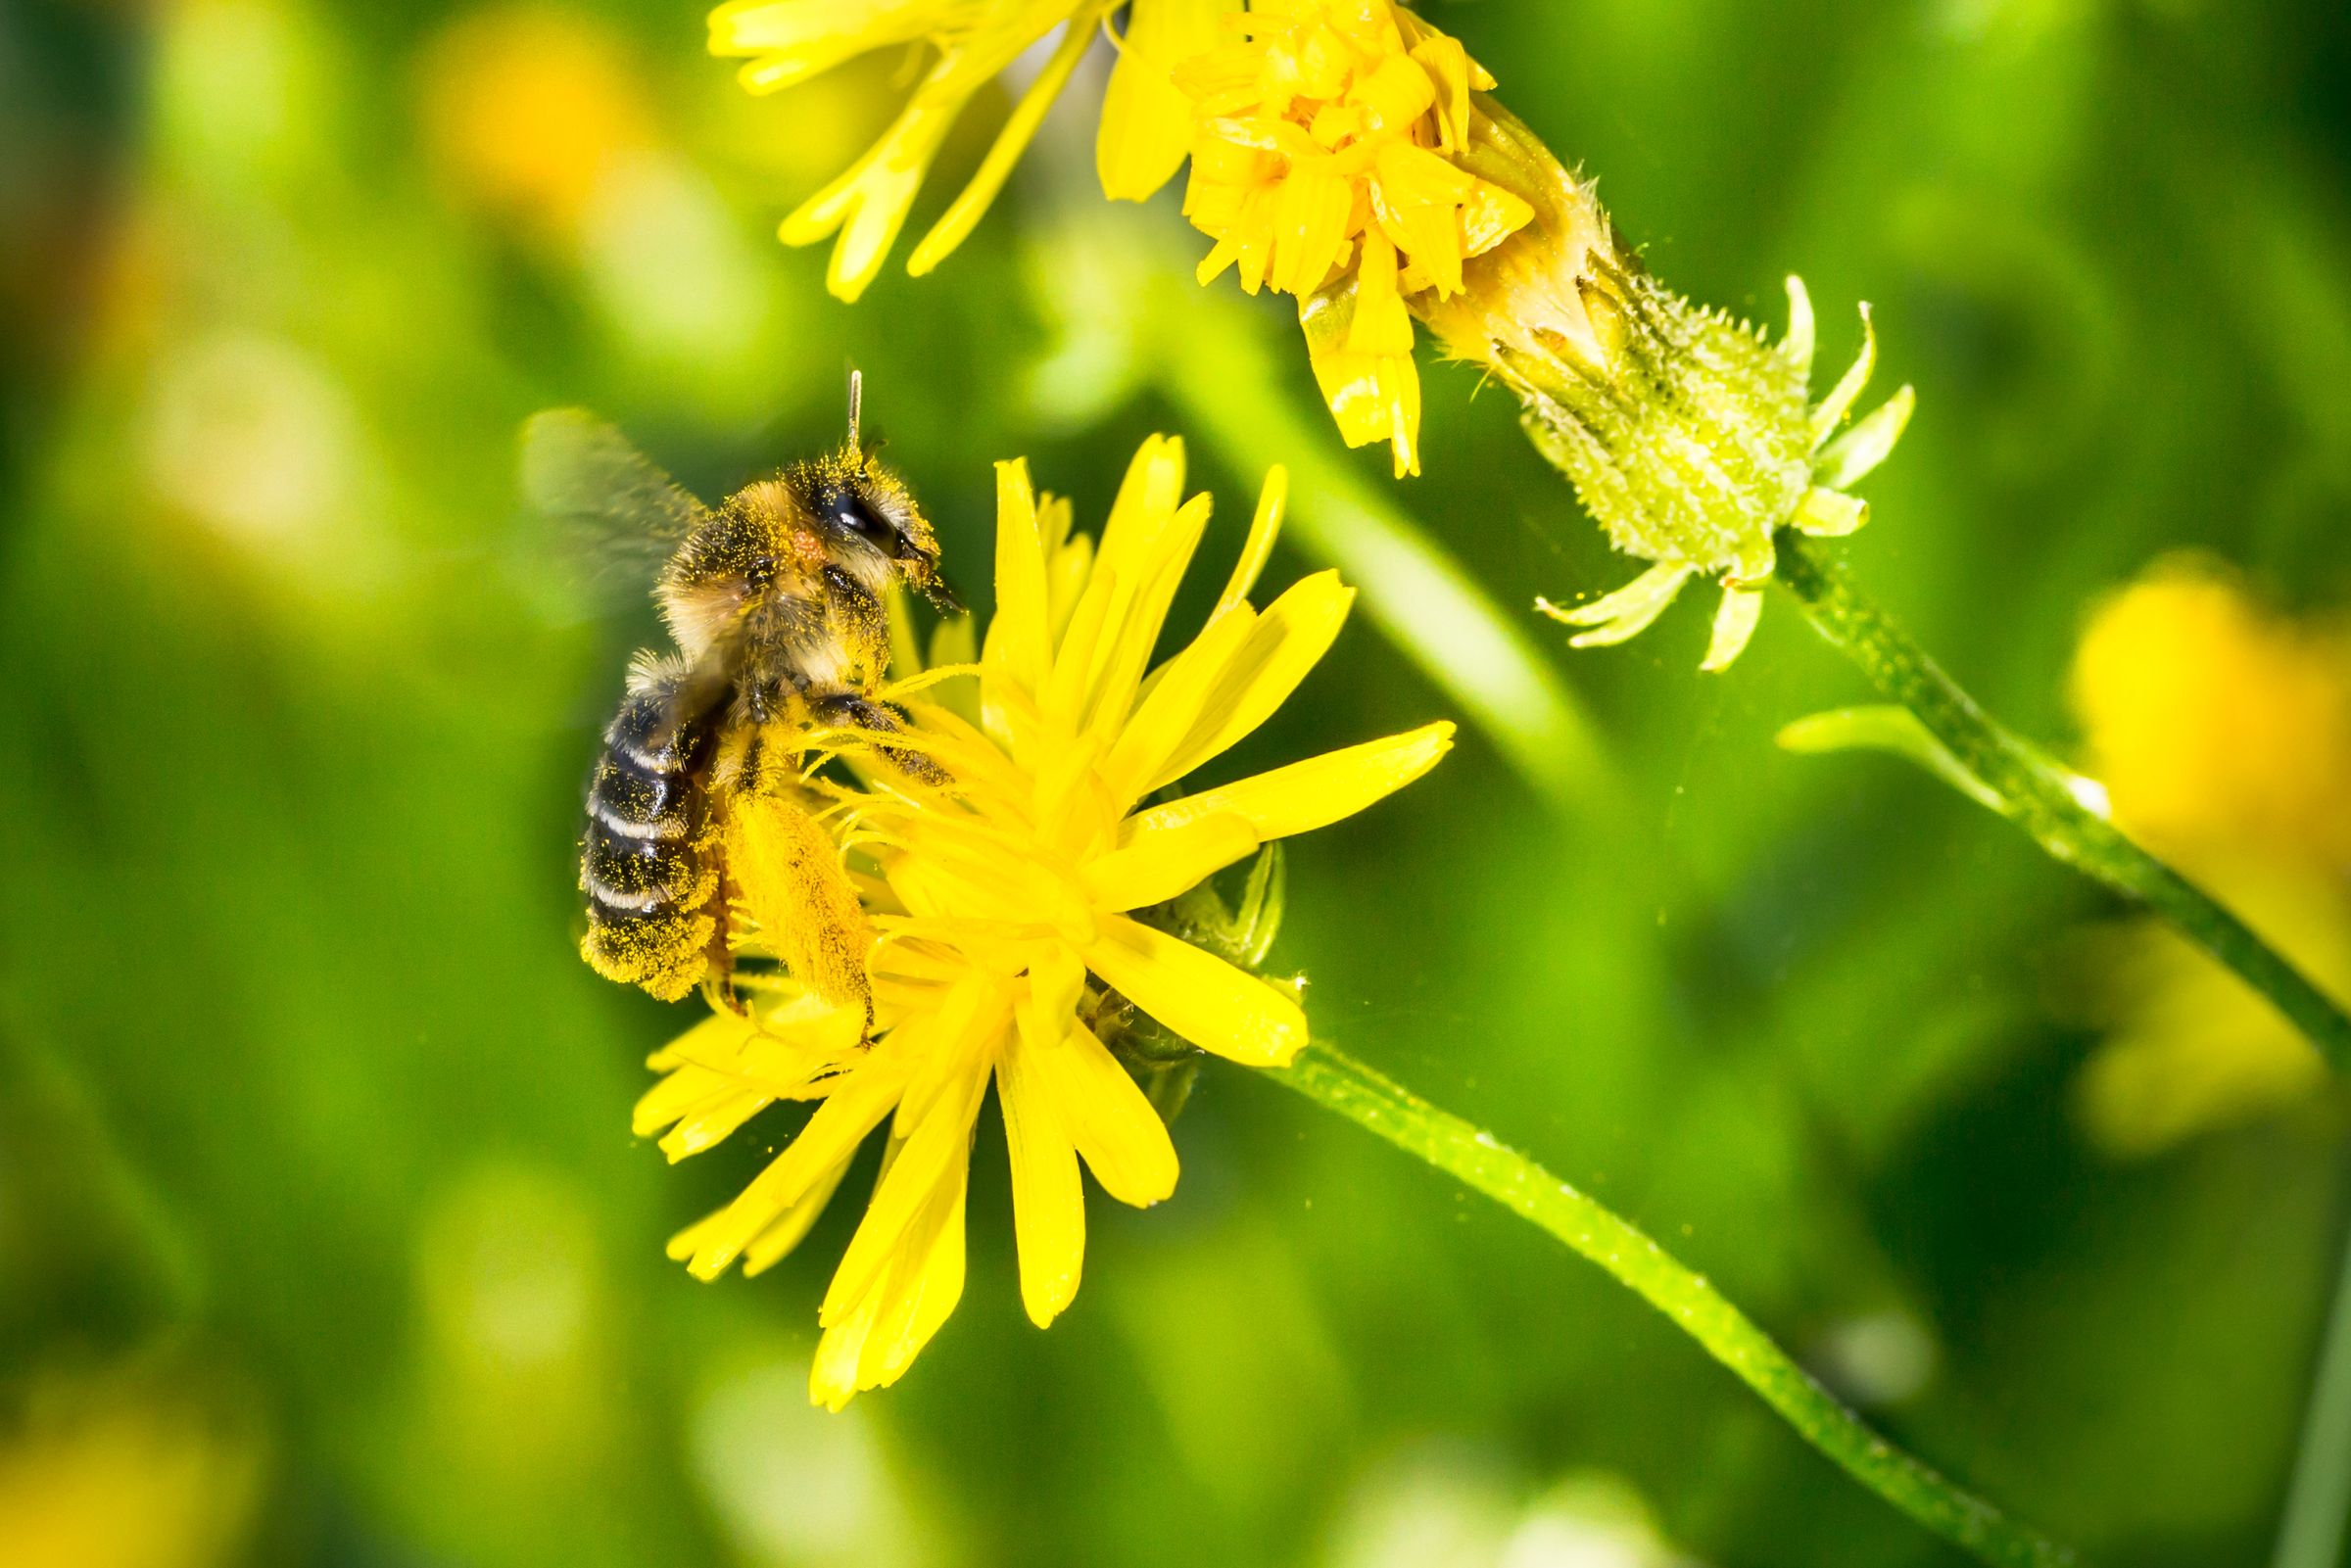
[1171,0,1532,477]
[2064,558,2351,1156]
[708,0,1216,301]
[636,435,1454,1407]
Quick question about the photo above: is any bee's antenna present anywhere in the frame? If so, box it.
[846,367,864,453]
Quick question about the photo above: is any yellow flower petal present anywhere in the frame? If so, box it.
[820,1052,990,1324]
[1267,166,1355,295]
[1299,281,1421,476]
[1100,0,1237,201]
[1146,569,1357,792]
[1083,915,1306,1066]
[809,1153,968,1409]
[1047,1022,1179,1207]
[1081,495,1213,745]
[1344,231,1414,356]
[1081,811,1261,911]
[682,1052,911,1279]
[708,0,935,94]
[909,9,1104,277]
[983,456,1052,701]
[1123,722,1455,844]
[782,96,959,302]
[1215,464,1288,618]
[997,1028,1086,1326]
[1095,600,1258,807]
[1019,941,1088,1054]
[741,1151,857,1276]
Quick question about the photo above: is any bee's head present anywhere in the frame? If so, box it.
[806,447,960,612]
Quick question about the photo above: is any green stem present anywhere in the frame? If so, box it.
[1264,1039,2076,1568]
[1774,531,2351,1074]
[2274,1181,2351,1568]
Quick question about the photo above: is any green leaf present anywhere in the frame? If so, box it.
[1776,705,2007,813]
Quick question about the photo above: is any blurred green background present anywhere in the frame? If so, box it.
[5,1,2351,1565]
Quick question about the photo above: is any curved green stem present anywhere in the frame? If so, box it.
[1774,532,2351,1073]
[1264,1040,2076,1568]
[2273,1176,2351,1568]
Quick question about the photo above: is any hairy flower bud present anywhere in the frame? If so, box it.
[1422,103,1915,669]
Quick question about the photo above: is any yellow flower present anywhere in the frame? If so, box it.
[2072,559,2351,871]
[1172,0,1532,476]
[2069,862,2347,1160]
[417,6,655,241]
[636,436,1455,1406]
[2065,558,2351,1156]
[709,0,1209,301]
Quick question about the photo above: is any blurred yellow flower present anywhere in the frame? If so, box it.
[0,1374,262,1568]
[710,0,1210,301]
[2067,558,2351,1156]
[637,436,1454,1406]
[2072,559,2351,871]
[417,7,654,240]
[1173,0,1531,476]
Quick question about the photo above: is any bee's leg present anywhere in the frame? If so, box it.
[812,691,948,785]
[698,842,749,1018]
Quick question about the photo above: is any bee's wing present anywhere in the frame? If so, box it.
[519,408,712,609]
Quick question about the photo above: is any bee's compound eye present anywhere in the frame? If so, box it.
[832,491,903,556]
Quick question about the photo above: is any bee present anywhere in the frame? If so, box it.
[523,377,958,1018]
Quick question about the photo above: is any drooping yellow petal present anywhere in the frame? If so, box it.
[996,1029,1086,1326]
[708,0,936,95]
[809,1151,969,1409]
[1123,722,1455,845]
[1044,1022,1180,1207]
[820,1048,991,1324]
[1100,0,1238,201]
[1344,232,1415,356]
[910,10,1105,276]
[681,1052,911,1279]
[741,1151,857,1276]
[1300,283,1421,476]
[780,92,963,302]
[1083,915,1306,1066]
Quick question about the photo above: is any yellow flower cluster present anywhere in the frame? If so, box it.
[638,437,1453,1405]
[2066,559,2351,1157]
[710,0,1913,670]
[1172,0,1532,476]
[706,0,1530,474]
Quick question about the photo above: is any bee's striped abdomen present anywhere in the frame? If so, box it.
[581,675,721,1001]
